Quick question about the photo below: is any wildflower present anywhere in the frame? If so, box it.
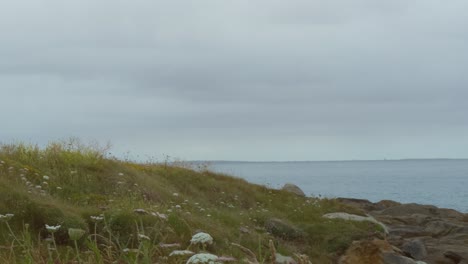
[151,212,168,220]
[159,243,181,248]
[56,187,62,190]
[35,185,42,189]
[43,175,50,180]
[118,172,124,176]
[172,193,179,197]
[190,232,213,245]
[70,170,77,174]
[68,228,86,240]
[90,215,104,222]
[175,205,181,209]
[45,224,61,233]
[138,234,150,241]
[134,209,148,215]
[186,253,220,264]
[43,182,48,186]
[0,214,14,221]
[169,250,194,257]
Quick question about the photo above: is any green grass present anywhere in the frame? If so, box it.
[0,140,381,263]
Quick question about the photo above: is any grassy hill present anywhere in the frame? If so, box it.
[0,141,381,263]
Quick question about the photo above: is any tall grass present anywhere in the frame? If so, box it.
[0,140,381,263]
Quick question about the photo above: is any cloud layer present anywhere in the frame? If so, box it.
[2,0,468,160]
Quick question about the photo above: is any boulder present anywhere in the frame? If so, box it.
[281,183,306,196]
[265,218,304,240]
[401,239,427,260]
[323,212,388,233]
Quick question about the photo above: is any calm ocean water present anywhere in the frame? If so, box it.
[208,160,468,213]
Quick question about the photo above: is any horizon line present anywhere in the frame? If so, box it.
[189,158,468,163]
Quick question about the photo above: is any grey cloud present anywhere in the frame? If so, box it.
[1,0,468,160]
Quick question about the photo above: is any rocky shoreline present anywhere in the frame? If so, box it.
[336,197,468,264]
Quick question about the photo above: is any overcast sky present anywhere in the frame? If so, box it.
[1,0,468,161]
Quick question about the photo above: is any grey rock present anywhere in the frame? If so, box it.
[424,221,462,237]
[383,253,418,264]
[402,239,427,260]
[281,183,306,196]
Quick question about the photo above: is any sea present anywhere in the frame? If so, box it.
[207,159,468,213]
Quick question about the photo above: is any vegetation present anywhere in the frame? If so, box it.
[0,140,382,263]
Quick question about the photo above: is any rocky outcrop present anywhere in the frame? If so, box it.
[334,199,468,264]
[281,183,306,196]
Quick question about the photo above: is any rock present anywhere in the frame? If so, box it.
[382,253,418,264]
[444,250,468,263]
[281,183,306,196]
[265,218,304,240]
[275,253,297,264]
[323,212,388,233]
[337,199,468,264]
[339,239,394,264]
[401,239,427,260]
[377,204,440,217]
[375,200,402,210]
[336,198,376,211]
[424,221,462,237]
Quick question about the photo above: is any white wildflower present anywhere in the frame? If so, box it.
[45,224,61,232]
[0,213,14,221]
[90,215,104,221]
[43,175,50,180]
[159,242,181,248]
[169,250,194,257]
[118,172,124,176]
[172,193,179,197]
[35,185,42,189]
[151,212,168,220]
[186,253,220,264]
[175,205,181,209]
[190,232,213,245]
[56,187,62,190]
[134,208,148,215]
[138,234,150,241]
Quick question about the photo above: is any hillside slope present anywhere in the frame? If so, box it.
[0,142,379,263]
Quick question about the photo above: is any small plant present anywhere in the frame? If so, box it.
[69,228,86,262]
